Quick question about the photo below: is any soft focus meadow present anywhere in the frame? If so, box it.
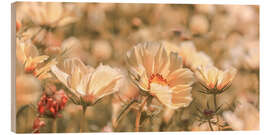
[15,2,259,133]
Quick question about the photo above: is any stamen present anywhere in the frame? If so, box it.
[148,73,168,89]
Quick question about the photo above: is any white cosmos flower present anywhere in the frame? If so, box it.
[16,38,49,73]
[195,65,237,93]
[126,42,194,109]
[51,58,123,105]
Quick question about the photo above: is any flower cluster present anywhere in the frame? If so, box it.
[37,90,68,118]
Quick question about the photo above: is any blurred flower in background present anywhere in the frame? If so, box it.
[19,2,78,28]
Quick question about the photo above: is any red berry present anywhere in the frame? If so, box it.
[38,106,45,114]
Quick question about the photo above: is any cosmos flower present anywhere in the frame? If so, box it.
[51,58,123,106]
[126,42,194,109]
[195,65,237,94]
[16,38,49,73]
[16,38,58,80]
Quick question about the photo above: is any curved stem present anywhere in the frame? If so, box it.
[16,105,30,119]
[114,99,137,129]
[135,96,148,132]
[80,105,87,132]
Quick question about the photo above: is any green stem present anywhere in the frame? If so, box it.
[80,105,87,132]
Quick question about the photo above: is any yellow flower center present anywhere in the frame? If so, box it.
[148,73,168,89]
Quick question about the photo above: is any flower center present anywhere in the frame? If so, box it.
[25,64,36,73]
[148,73,168,89]
[83,94,96,105]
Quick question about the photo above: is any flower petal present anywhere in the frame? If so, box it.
[168,52,183,73]
[51,65,69,87]
[62,57,90,75]
[217,67,237,90]
[87,64,123,100]
[154,44,170,76]
[150,83,191,109]
[167,68,194,87]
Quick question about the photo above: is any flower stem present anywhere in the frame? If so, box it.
[213,93,220,130]
[208,119,214,131]
[213,94,217,111]
[135,96,148,132]
[52,118,57,133]
[80,105,87,132]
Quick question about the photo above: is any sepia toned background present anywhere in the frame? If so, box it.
[15,2,259,133]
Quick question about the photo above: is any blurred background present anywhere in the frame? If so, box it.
[15,2,259,133]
